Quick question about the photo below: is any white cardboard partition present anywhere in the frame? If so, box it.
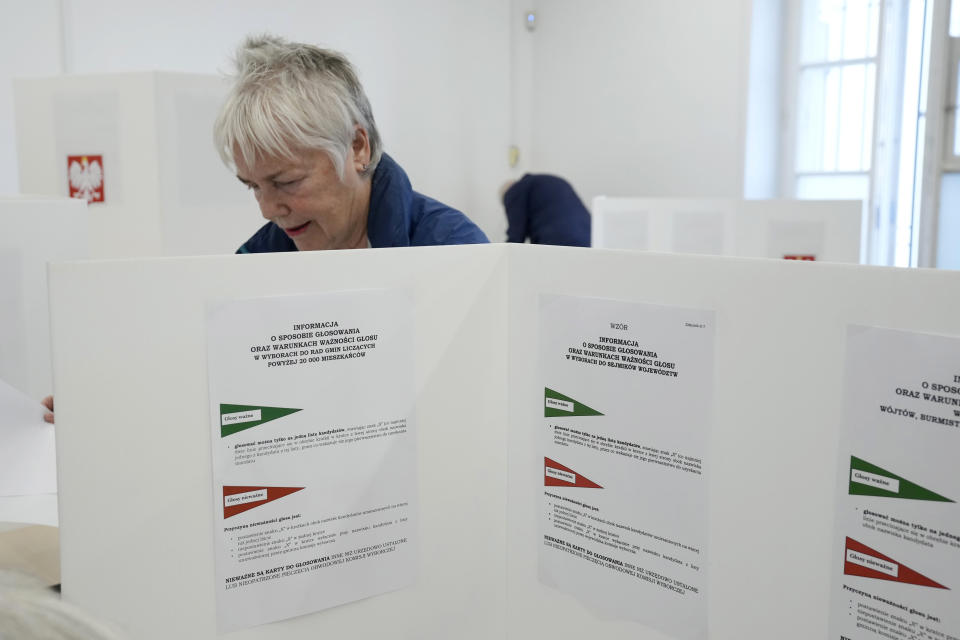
[48,245,960,639]
[14,72,262,258]
[591,197,863,263]
[50,246,509,639]
[0,196,88,400]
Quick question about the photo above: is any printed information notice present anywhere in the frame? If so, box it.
[538,294,714,640]
[830,326,960,640]
[207,289,416,632]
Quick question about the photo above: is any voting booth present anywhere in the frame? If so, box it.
[14,72,261,258]
[0,196,79,538]
[591,198,863,263]
[0,196,87,400]
[49,245,960,639]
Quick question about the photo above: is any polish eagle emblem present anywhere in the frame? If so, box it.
[67,155,104,203]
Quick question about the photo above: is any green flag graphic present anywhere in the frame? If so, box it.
[849,456,953,502]
[544,388,603,418]
[219,404,302,437]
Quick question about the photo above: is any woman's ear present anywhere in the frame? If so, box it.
[353,125,371,171]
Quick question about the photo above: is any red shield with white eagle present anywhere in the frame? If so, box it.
[67,155,104,203]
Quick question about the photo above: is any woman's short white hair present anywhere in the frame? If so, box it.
[214,34,382,179]
[0,571,121,640]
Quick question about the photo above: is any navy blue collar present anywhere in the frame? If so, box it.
[366,153,413,248]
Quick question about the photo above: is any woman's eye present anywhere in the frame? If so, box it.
[274,179,301,189]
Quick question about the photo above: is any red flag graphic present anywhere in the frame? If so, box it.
[223,485,304,519]
[844,537,948,589]
[544,457,603,489]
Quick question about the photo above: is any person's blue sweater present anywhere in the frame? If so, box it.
[238,153,488,253]
[503,174,590,247]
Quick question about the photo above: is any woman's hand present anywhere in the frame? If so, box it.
[41,396,54,424]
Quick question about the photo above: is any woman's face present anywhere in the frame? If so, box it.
[234,137,371,251]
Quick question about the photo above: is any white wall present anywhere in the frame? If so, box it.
[513,0,753,208]
[1,1,759,242]
[0,0,62,195]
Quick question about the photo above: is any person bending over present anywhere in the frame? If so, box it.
[501,174,590,247]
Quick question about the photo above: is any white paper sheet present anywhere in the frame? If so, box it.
[830,326,960,640]
[207,289,416,632]
[538,295,714,640]
[0,378,56,497]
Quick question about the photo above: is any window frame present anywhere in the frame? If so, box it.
[915,0,952,267]
[779,0,940,266]
[943,35,960,170]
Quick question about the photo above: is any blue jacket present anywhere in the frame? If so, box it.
[238,153,488,253]
[503,174,591,247]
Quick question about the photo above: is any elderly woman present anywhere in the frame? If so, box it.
[214,35,488,252]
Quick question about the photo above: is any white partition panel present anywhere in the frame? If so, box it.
[505,246,959,639]
[736,200,863,263]
[49,246,509,639]
[0,196,87,399]
[14,72,261,259]
[592,197,862,263]
[592,197,738,256]
[49,245,960,639]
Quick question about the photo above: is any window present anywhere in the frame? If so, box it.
[947,2,960,165]
[783,0,931,266]
[795,0,878,176]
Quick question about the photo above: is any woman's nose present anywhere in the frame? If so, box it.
[256,187,290,220]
